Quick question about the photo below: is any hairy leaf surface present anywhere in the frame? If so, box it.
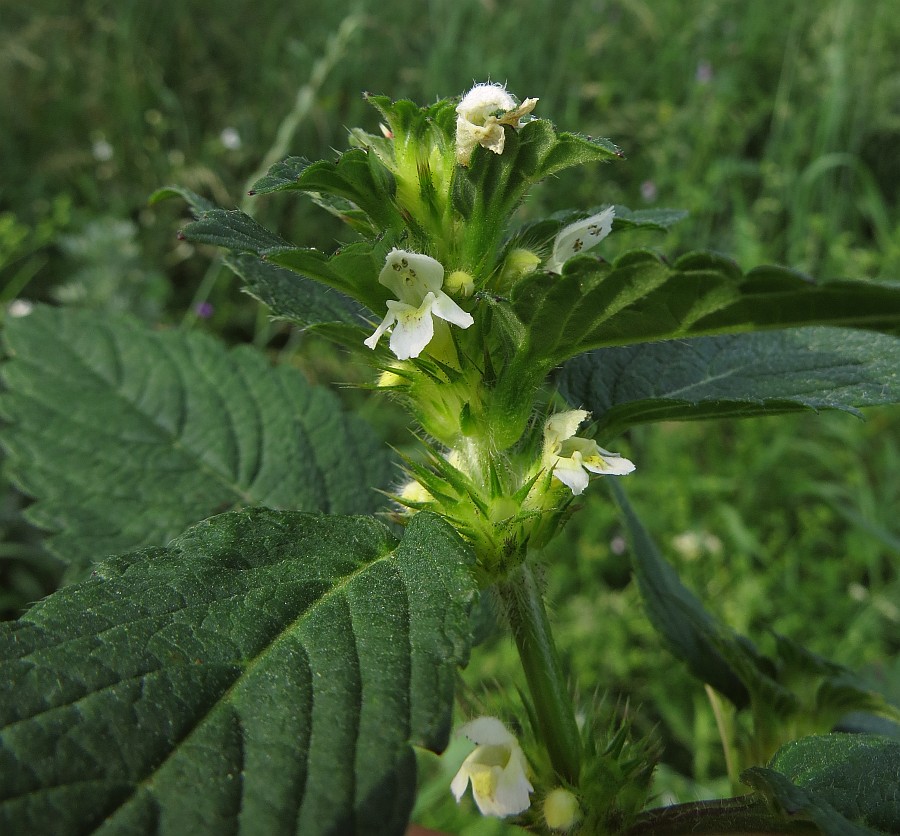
[0,307,392,578]
[509,250,900,372]
[0,510,476,835]
[559,327,900,437]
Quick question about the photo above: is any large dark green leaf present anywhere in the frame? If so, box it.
[0,307,392,579]
[559,327,900,437]
[509,250,900,372]
[741,733,900,835]
[0,509,476,835]
[608,482,751,707]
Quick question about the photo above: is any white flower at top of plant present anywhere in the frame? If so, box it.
[451,716,534,818]
[455,83,539,165]
[364,248,474,360]
[546,206,615,273]
[543,409,635,495]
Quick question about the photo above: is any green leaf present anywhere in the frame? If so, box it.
[0,509,477,835]
[223,252,366,336]
[763,733,900,833]
[608,482,751,707]
[0,307,392,579]
[558,327,900,438]
[742,733,900,834]
[248,152,404,231]
[611,206,689,231]
[181,207,294,252]
[510,249,900,372]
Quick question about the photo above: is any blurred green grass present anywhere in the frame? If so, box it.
[2,0,899,822]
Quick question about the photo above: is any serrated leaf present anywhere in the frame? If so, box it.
[223,252,366,336]
[608,482,751,707]
[248,152,404,231]
[0,307,392,579]
[0,509,477,835]
[182,207,293,252]
[509,249,900,373]
[742,734,900,835]
[765,733,900,833]
[558,328,900,437]
[741,767,880,835]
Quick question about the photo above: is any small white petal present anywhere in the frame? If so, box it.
[388,296,436,360]
[378,248,445,304]
[364,309,396,350]
[431,290,474,329]
[456,83,517,123]
[548,206,616,273]
[544,410,589,450]
[552,456,590,495]
[458,717,516,746]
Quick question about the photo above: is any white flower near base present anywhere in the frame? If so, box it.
[364,249,474,360]
[451,717,534,818]
[455,83,539,166]
[547,206,615,273]
[543,409,635,495]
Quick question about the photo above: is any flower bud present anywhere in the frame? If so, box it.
[543,787,581,831]
[445,269,476,297]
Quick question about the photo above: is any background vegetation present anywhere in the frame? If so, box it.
[2,0,898,831]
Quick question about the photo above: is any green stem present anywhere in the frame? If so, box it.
[500,562,582,783]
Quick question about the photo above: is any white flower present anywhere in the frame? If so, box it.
[547,206,615,273]
[543,409,635,495]
[451,717,534,818]
[455,83,539,166]
[364,249,474,360]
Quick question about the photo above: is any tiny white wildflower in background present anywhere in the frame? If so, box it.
[547,206,615,273]
[91,138,114,162]
[7,299,34,318]
[543,409,635,495]
[451,717,533,817]
[641,179,658,203]
[219,127,242,150]
[455,83,538,165]
[364,249,473,360]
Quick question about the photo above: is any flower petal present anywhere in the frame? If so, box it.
[456,83,517,123]
[388,296,436,360]
[458,716,517,746]
[548,206,616,273]
[544,409,589,451]
[431,290,474,329]
[363,309,396,350]
[552,455,590,495]
[378,248,445,304]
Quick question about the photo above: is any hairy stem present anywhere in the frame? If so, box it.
[500,562,582,783]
